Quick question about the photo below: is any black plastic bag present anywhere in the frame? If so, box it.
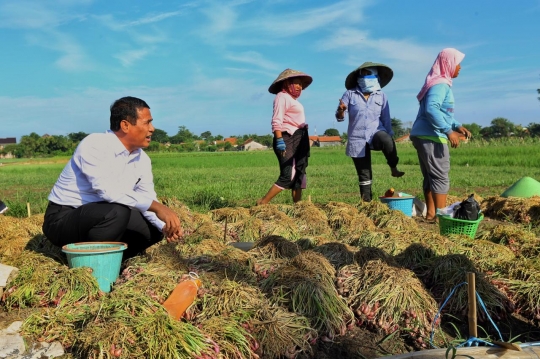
[453,194,481,220]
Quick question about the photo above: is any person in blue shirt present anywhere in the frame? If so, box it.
[336,62,404,202]
[410,48,471,222]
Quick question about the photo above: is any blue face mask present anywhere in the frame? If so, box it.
[357,75,381,93]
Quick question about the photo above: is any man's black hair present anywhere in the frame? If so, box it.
[110,96,150,131]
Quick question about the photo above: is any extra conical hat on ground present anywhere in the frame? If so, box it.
[269,68,313,94]
[501,176,540,198]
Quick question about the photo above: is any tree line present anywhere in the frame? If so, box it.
[0,128,275,158]
[2,117,540,158]
[392,117,540,139]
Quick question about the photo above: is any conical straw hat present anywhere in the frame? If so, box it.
[268,68,313,94]
[344,62,393,90]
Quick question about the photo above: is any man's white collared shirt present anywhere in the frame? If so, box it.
[48,131,165,230]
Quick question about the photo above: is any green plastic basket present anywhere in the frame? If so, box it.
[62,242,127,293]
[437,214,484,239]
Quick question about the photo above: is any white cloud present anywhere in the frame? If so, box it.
[0,1,87,29]
[2,63,539,142]
[458,92,539,127]
[0,1,94,71]
[96,9,187,30]
[225,51,279,71]
[127,11,183,26]
[113,48,152,67]
[200,5,238,36]
[458,67,539,97]
[134,31,169,45]
[93,14,121,31]
[93,11,179,67]
[55,49,91,72]
[194,0,368,78]
[0,93,109,138]
[0,3,60,29]
[315,24,540,128]
[227,0,255,6]
[199,0,365,45]
[317,28,369,50]
[25,30,93,71]
[2,0,537,140]
[316,27,443,98]
[225,67,276,78]
[318,28,437,65]
[252,1,364,38]
[0,73,274,140]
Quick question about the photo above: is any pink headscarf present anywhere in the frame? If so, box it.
[416,48,465,102]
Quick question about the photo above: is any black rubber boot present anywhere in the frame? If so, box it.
[359,185,372,202]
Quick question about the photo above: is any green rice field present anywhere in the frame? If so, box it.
[1,138,540,218]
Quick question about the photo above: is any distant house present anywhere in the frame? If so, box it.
[0,137,16,150]
[395,134,411,143]
[224,137,238,146]
[309,135,342,147]
[0,137,16,159]
[193,140,206,150]
[213,137,238,149]
[240,139,267,151]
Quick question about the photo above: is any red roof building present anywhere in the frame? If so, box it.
[224,137,237,145]
[309,135,342,147]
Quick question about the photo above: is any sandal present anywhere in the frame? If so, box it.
[422,217,437,224]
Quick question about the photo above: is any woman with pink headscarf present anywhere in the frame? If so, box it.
[410,48,471,222]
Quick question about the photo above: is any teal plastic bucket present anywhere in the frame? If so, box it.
[379,196,414,217]
[62,242,127,293]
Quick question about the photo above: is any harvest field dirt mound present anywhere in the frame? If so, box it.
[1,197,539,359]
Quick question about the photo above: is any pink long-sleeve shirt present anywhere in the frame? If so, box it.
[271,91,306,134]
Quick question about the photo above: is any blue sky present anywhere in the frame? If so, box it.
[1,0,539,141]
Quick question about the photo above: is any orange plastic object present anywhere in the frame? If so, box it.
[162,273,201,320]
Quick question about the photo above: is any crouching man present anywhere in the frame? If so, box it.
[43,96,183,259]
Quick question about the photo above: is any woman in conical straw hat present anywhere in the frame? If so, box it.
[335,61,404,203]
[410,48,471,222]
[257,68,312,205]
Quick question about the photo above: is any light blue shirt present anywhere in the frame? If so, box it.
[337,88,393,158]
[410,83,462,139]
[48,131,165,231]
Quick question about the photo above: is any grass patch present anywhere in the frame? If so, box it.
[2,140,540,217]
